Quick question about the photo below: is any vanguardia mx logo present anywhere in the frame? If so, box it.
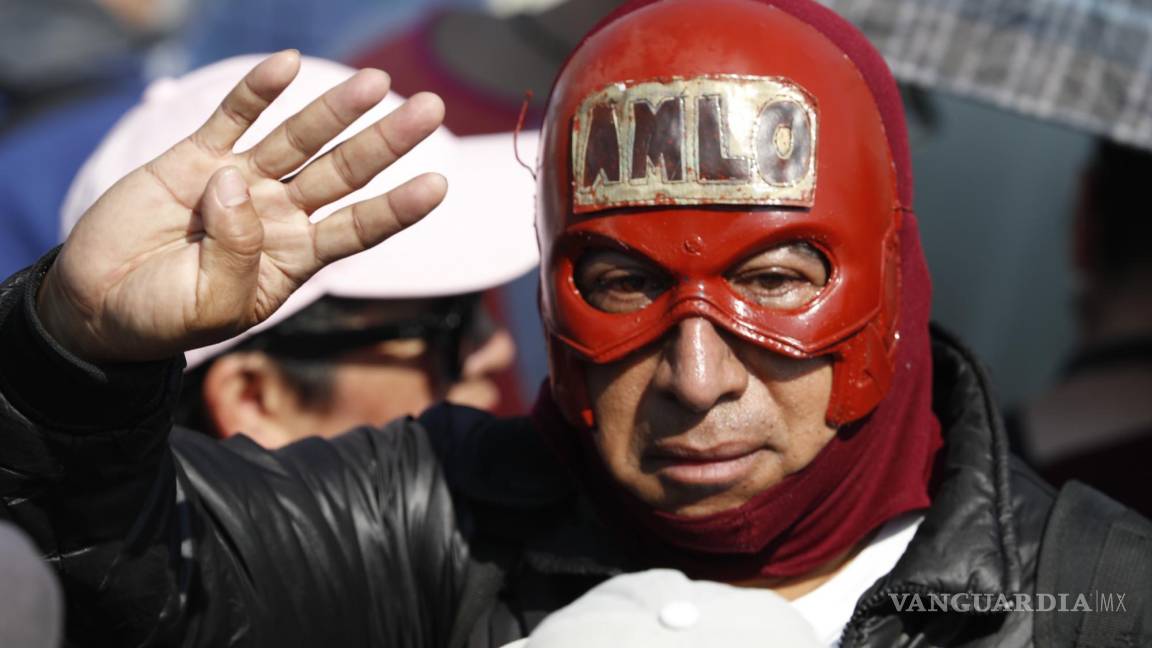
[889,591,1128,613]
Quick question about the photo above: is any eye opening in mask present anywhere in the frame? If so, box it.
[574,247,673,314]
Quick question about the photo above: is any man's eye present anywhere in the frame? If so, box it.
[583,270,668,313]
[725,242,829,309]
[575,249,670,314]
[729,269,821,308]
[744,271,802,293]
[597,273,654,295]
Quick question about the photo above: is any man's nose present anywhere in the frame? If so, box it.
[653,317,748,413]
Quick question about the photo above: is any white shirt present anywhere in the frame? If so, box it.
[789,513,925,647]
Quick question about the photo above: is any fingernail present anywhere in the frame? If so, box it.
[217,167,250,207]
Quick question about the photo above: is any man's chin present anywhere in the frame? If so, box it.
[651,479,770,518]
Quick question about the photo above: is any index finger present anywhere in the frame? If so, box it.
[191,50,302,156]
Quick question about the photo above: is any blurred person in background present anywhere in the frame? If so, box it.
[178,292,513,445]
[1012,140,1152,517]
[58,54,540,445]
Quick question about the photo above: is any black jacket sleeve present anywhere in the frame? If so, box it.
[0,251,186,645]
[0,256,479,647]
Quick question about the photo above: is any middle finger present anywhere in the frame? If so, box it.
[244,68,392,180]
[285,91,445,212]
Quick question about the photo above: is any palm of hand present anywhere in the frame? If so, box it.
[39,52,447,363]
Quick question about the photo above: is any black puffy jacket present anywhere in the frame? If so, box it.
[1,258,1148,647]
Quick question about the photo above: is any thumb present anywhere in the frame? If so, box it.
[197,166,263,329]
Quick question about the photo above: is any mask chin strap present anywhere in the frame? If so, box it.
[824,325,886,427]
[825,209,903,427]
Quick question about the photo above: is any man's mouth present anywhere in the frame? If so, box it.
[645,441,766,487]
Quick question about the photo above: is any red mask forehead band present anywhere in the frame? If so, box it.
[572,75,818,214]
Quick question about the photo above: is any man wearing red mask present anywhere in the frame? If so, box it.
[0,1,1148,647]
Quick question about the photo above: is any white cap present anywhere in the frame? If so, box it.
[59,54,540,368]
[504,569,822,648]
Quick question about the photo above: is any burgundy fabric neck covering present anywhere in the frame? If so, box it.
[532,212,942,581]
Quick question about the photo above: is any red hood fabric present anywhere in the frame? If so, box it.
[532,210,941,581]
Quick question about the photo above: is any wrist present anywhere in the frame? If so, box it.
[0,254,185,430]
[35,265,95,362]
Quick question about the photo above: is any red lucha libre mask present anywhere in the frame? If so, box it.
[537,0,912,429]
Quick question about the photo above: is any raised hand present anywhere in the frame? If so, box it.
[36,51,447,363]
